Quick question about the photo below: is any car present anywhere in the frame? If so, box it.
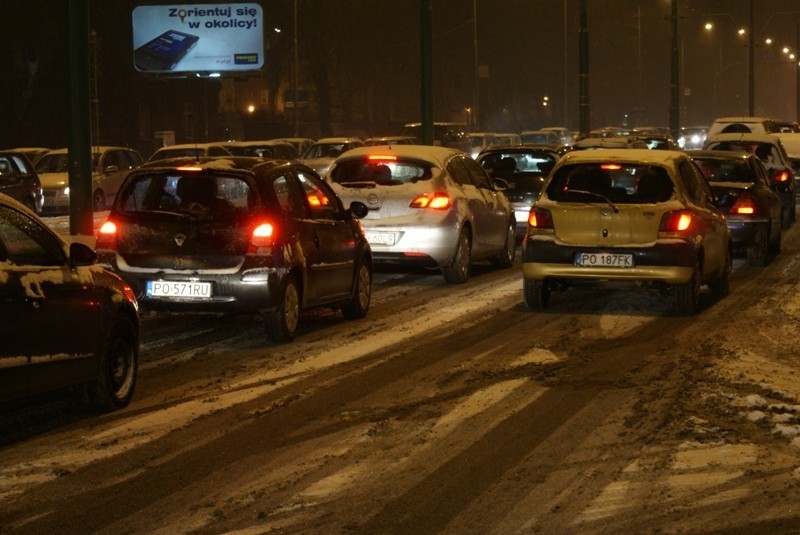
[301,137,365,179]
[773,132,800,201]
[493,133,522,145]
[521,130,561,146]
[476,144,561,240]
[522,149,732,315]
[467,132,500,158]
[570,136,649,150]
[220,140,300,160]
[0,193,139,410]
[0,151,44,214]
[364,136,419,146]
[636,134,681,151]
[95,156,372,343]
[707,116,781,138]
[689,150,782,266]
[272,137,316,156]
[677,126,708,150]
[540,126,575,147]
[147,142,234,164]
[326,145,516,284]
[703,133,796,228]
[35,146,144,213]
[4,147,51,166]
[401,122,471,153]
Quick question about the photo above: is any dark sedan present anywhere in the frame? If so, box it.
[96,157,372,343]
[0,151,44,214]
[690,150,783,266]
[0,193,139,410]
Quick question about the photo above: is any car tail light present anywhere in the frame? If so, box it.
[410,192,451,210]
[773,169,791,183]
[659,210,694,233]
[251,222,276,248]
[96,220,118,248]
[730,192,756,215]
[368,154,397,162]
[528,207,554,229]
[177,165,203,172]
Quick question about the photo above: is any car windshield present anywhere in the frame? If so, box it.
[329,158,433,187]
[150,148,208,161]
[35,153,69,173]
[479,151,556,195]
[118,173,255,219]
[693,159,753,183]
[547,163,674,204]
[303,143,353,159]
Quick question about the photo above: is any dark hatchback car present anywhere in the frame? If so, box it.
[0,194,139,410]
[476,144,561,240]
[96,157,372,343]
[0,151,44,215]
[690,150,783,266]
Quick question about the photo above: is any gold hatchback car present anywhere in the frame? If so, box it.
[522,149,732,315]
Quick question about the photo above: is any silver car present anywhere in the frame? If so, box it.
[327,145,516,283]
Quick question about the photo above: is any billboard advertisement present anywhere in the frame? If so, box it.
[132,4,264,74]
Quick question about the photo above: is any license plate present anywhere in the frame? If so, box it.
[366,231,396,246]
[574,252,634,268]
[146,280,212,298]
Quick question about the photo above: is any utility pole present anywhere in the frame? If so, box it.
[670,0,680,138]
[578,0,589,136]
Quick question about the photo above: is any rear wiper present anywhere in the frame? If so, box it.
[568,189,619,213]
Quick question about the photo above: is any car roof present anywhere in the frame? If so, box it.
[333,144,463,167]
[558,148,686,166]
[137,155,292,172]
[712,116,773,122]
[706,133,783,143]
[313,137,362,144]
[42,146,136,155]
[686,149,755,161]
[154,142,229,150]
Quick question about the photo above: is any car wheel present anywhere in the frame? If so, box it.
[523,278,549,310]
[710,247,731,298]
[87,317,138,410]
[266,275,300,343]
[782,200,792,229]
[443,229,471,284]
[490,220,516,269]
[746,226,769,267]
[93,189,106,212]
[673,263,701,315]
[769,223,782,255]
[342,260,372,319]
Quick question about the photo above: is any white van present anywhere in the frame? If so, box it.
[707,117,780,138]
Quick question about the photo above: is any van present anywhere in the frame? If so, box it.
[707,117,780,138]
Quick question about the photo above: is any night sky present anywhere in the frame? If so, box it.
[1,0,798,155]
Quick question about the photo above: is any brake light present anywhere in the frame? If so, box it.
[368,154,397,162]
[96,220,118,248]
[601,163,622,170]
[773,170,791,183]
[177,165,203,172]
[659,210,694,232]
[251,222,276,247]
[410,192,451,209]
[730,193,756,215]
[528,207,554,229]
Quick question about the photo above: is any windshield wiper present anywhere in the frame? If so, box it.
[567,189,619,213]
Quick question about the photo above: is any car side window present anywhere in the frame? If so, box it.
[460,156,492,188]
[272,174,307,217]
[0,205,64,266]
[297,170,342,220]
[680,160,713,204]
[446,158,470,186]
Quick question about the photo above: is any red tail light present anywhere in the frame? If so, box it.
[368,154,397,162]
[96,220,118,248]
[730,193,756,215]
[659,210,694,232]
[773,170,791,183]
[528,207,554,229]
[410,192,451,210]
[251,222,276,247]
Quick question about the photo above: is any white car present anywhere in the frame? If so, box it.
[146,142,233,164]
[326,145,516,283]
[301,137,364,178]
[34,146,143,213]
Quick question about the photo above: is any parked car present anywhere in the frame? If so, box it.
[521,130,561,146]
[35,146,144,213]
[707,116,781,138]
[4,147,51,166]
[326,145,516,284]
[703,133,796,228]
[220,140,299,160]
[95,156,372,343]
[146,142,233,164]
[689,150,782,266]
[476,144,561,239]
[301,137,365,179]
[677,126,708,150]
[0,151,44,214]
[401,122,472,154]
[0,193,139,410]
[522,149,731,315]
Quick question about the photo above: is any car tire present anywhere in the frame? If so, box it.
[523,278,549,310]
[93,189,106,212]
[266,275,300,343]
[746,226,769,267]
[673,263,700,315]
[710,247,731,298]
[490,220,516,269]
[443,229,471,284]
[782,200,792,229]
[87,317,138,410]
[342,259,372,320]
[769,224,781,255]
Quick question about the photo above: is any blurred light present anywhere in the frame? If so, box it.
[704,22,713,31]
[247,104,256,113]
[765,37,773,45]
[738,27,746,36]
[783,47,791,54]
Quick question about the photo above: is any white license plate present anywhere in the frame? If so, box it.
[146,280,212,298]
[575,252,634,268]
[366,231,396,246]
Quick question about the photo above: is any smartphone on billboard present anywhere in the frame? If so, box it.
[134,30,199,72]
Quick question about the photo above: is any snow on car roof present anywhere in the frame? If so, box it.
[332,144,463,167]
[706,133,784,143]
[559,148,684,165]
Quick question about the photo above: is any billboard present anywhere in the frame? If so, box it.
[132,4,264,74]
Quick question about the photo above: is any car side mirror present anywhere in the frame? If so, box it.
[104,165,120,173]
[69,242,97,267]
[349,201,369,219]
[493,177,510,191]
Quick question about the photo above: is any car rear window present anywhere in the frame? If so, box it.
[118,173,255,219]
[547,163,674,204]
[329,158,433,187]
[693,159,752,183]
